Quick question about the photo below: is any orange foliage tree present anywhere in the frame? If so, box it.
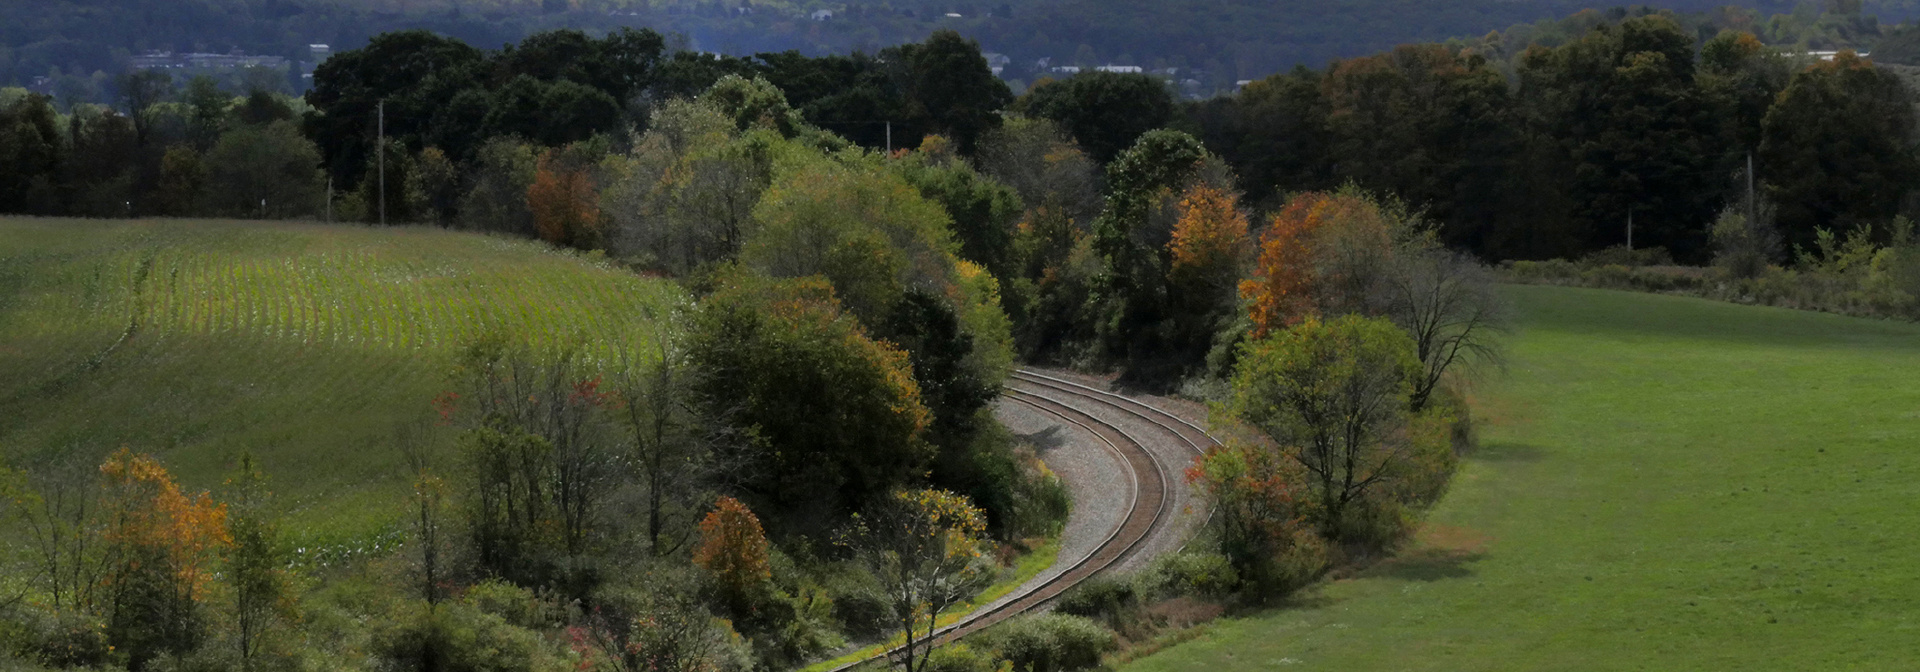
[98,448,232,666]
[692,496,771,609]
[1239,190,1396,338]
[1168,183,1250,294]
[1186,440,1327,595]
[528,148,604,249]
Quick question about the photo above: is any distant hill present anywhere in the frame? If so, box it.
[0,219,683,550]
[6,0,1920,100]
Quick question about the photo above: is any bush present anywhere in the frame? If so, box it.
[924,643,998,672]
[818,566,890,640]
[1053,576,1140,624]
[1583,245,1673,267]
[978,613,1115,672]
[11,609,111,669]
[462,579,559,630]
[373,602,569,672]
[1143,551,1240,600]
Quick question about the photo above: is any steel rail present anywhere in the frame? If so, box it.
[823,383,1171,672]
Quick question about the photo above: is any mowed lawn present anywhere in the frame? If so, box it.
[0,218,683,546]
[1126,285,1920,670]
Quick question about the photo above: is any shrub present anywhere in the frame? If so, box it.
[462,579,558,630]
[1582,245,1673,267]
[13,609,112,668]
[1143,551,1240,600]
[1053,576,1140,625]
[924,642,998,672]
[1710,204,1781,279]
[373,602,568,672]
[818,566,890,640]
[979,613,1115,672]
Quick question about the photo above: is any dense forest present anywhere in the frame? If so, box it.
[10,0,1920,105]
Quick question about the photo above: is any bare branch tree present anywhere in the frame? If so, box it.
[1386,249,1507,411]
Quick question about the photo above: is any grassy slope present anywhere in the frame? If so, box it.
[0,218,683,546]
[1125,284,1920,669]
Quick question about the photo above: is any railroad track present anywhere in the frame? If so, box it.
[825,368,1219,671]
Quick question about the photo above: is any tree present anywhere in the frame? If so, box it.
[1385,249,1505,411]
[1698,30,1792,156]
[400,426,451,608]
[97,449,231,670]
[1228,316,1419,542]
[181,75,228,150]
[409,147,460,226]
[483,76,623,148]
[223,452,296,672]
[358,137,415,224]
[975,118,1101,226]
[1759,51,1919,252]
[230,89,294,127]
[701,74,808,138]
[153,146,206,216]
[1185,441,1327,595]
[460,137,539,235]
[601,98,766,275]
[853,489,991,672]
[1319,45,1520,254]
[453,339,619,587]
[305,30,487,187]
[64,108,140,217]
[1087,129,1208,373]
[1240,191,1395,338]
[611,336,710,557]
[202,120,325,219]
[689,272,933,534]
[1516,15,1727,260]
[1188,66,1332,208]
[588,581,747,672]
[897,153,1025,282]
[691,496,771,612]
[0,93,62,214]
[892,30,1014,155]
[528,145,605,248]
[1167,182,1250,303]
[742,156,958,325]
[117,69,172,147]
[1016,72,1175,163]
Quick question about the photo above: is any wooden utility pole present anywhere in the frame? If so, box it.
[1747,151,1757,226]
[1627,207,1634,251]
[378,100,387,226]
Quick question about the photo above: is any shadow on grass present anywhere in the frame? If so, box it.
[1473,441,1546,463]
[1357,547,1485,582]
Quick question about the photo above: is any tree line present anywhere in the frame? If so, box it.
[1191,9,1918,264]
[14,0,1920,110]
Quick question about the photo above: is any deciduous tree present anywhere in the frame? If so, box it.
[692,496,771,612]
[1229,316,1419,542]
[97,448,231,670]
[853,489,991,672]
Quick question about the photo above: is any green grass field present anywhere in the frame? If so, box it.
[1125,285,1920,669]
[0,218,684,548]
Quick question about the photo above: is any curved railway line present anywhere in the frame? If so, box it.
[825,368,1220,671]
